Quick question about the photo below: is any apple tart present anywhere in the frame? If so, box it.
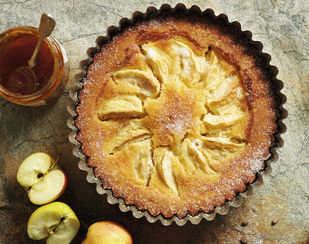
[76,17,277,218]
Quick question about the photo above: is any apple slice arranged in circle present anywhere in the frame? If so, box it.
[27,202,80,244]
[17,152,67,205]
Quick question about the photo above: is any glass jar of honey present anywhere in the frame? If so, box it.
[0,26,69,106]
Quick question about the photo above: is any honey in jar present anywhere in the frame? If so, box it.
[0,26,69,106]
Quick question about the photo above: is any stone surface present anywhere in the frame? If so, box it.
[0,0,308,243]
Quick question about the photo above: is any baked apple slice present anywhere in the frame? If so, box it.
[113,68,160,97]
[153,148,181,194]
[203,112,244,128]
[97,95,144,121]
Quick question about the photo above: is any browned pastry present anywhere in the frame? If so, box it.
[76,16,276,218]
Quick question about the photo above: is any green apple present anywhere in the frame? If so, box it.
[27,202,80,244]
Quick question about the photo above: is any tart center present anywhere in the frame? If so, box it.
[143,83,205,147]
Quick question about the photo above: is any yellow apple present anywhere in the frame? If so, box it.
[27,202,80,244]
[83,221,133,244]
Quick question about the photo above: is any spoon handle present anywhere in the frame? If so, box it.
[28,13,56,69]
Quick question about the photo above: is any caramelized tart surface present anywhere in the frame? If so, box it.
[76,17,276,218]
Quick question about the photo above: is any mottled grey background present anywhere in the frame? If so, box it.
[0,0,308,243]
